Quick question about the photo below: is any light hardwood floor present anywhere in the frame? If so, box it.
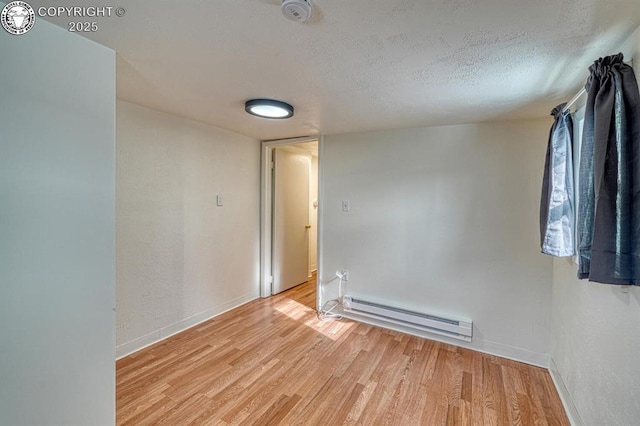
[116,276,569,425]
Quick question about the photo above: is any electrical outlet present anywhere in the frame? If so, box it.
[342,200,350,212]
[338,269,349,281]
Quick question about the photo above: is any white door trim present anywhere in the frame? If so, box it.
[316,136,325,311]
[260,136,320,298]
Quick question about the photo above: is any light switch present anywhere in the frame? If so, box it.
[216,195,224,207]
[342,200,350,212]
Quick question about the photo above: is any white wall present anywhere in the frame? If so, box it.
[549,26,640,426]
[116,101,260,357]
[0,18,116,426]
[550,259,640,425]
[320,119,553,365]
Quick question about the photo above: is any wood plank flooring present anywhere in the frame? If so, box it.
[116,276,569,425]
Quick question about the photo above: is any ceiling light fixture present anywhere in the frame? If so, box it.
[245,99,294,119]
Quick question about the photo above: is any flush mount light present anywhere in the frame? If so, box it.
[245,99,294,119]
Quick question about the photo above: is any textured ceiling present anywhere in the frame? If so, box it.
[30,0,640,140]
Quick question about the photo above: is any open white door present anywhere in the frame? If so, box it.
[272,148,310,294]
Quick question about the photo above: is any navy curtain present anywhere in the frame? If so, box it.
[577,53,640,285]
[540,103,575,257]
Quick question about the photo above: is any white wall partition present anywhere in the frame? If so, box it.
[116,101,261,357]
[320,119,553,365]
[0,18,116,425]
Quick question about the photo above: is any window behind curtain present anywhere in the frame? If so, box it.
[572,105,586,265]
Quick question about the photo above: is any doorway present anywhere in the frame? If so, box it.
[260,137,320,301]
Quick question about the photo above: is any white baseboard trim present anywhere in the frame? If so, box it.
[116,291,259,359]
[549,357,583,426]
[472,337,549,368]
[342,311,549,368]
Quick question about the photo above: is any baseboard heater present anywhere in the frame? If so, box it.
[342,296,472,342]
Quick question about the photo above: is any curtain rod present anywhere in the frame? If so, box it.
[562,58,634,113]
[562,87,587,113]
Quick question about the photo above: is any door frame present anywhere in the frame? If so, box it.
[260,136,322,298]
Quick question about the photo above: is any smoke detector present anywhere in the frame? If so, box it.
[281,0,312,22]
